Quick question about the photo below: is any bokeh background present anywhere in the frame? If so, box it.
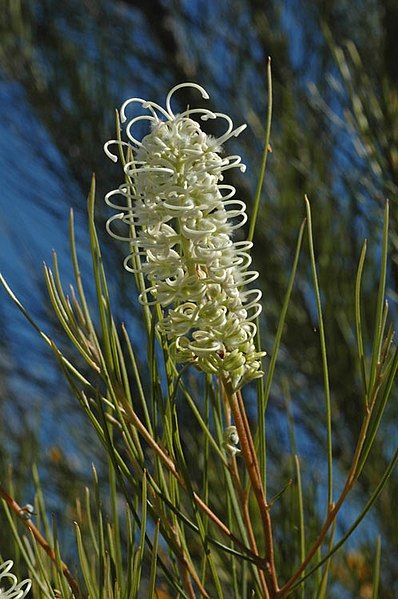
[1,1,398,597]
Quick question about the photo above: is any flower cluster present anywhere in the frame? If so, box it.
[105,83,265,389]
[0,561,31,599]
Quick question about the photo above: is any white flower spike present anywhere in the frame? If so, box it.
[105,83,265,389]
[0,561,31,599]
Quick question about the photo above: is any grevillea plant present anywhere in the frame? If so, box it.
[1,74,398,598]
[104,83,265,390]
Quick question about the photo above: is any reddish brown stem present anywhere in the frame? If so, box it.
[237,390,263,481]
[176,547,201,599]
[0,485,82,598]
[224,381,279,596]
[230,459,270,598]
[223,381,269,596]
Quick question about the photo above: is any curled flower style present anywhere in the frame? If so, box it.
[0,561,31,599]
[105,83,265,389]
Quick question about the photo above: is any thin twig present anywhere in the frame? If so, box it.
[223,380,279,596]
[230,459,270,598]
[0,485,83,598]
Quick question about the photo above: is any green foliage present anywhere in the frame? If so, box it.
[1,1,398,597]
[1,154,397,597]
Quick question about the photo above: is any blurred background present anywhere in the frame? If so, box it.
[0,0,398,596]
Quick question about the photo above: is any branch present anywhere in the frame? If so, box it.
[223,380,279,596]
[0,485,83,598]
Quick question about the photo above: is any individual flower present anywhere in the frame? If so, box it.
[0,561,31,599]
[105,83,265,389]
[223,425,241,458]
